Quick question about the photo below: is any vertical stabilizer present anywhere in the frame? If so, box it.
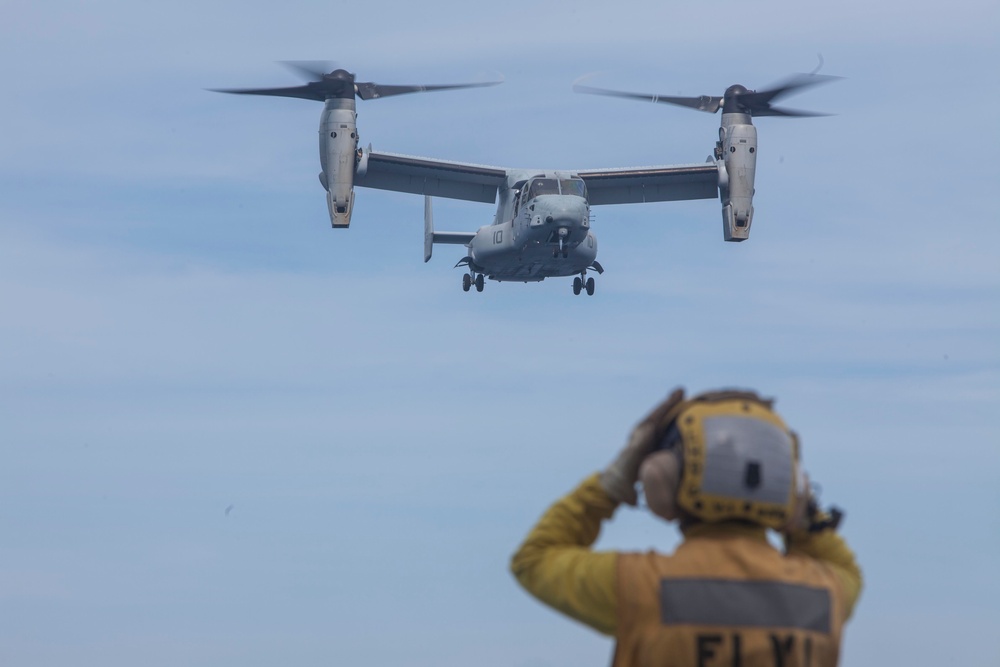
[424,196,434,262]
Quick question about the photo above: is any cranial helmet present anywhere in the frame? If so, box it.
[638,390,803,531]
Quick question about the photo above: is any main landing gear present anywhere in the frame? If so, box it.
[462,272,485,293]
[572,273,595,296]
[572,261,603,296]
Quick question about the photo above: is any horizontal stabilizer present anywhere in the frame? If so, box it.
[433,232,476,244]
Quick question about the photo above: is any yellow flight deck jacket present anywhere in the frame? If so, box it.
[511,474,862,667]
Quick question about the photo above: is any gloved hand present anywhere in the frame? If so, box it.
[600,388,685,505]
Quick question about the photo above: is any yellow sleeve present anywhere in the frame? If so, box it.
[787,530,863,620]
[510,473,620,635]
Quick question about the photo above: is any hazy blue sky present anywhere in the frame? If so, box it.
[1,1,997,665]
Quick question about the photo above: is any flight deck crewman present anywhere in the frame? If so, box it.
[511,388,862,667]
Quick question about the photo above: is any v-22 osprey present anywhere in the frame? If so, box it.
[214,63,837,295]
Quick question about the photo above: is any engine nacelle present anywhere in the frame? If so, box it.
[318,98,359,228]
[718,115,757,242]
[721,201,753,242]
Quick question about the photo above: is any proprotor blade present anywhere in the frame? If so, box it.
[210,66,355,102]
[280,60,338,81]
[739,73,840,109]
[574,72,840,117]
[733,73,840,116]
[208,84,331,101]
[748,106,830,118]
[355,79,503,101]
[573,82,722,113]
[212,65,502,103]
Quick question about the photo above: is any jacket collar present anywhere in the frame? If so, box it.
[680,521,770,544]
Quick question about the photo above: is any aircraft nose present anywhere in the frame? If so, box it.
[542,199,588,227]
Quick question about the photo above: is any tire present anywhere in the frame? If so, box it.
[585,277,595,296]
[573,277,582,295]
[475,274,485,292]
[462,274,472,292]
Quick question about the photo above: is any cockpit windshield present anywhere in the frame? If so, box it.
[560,178,587,198]
[526,178,560,199]
[524,177,588,200]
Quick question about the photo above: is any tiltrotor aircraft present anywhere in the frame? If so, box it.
[214,64,836,295]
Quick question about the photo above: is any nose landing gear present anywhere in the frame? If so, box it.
[553,236,569,259]
[552,228,570,258]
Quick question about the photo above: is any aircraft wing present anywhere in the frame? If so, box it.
[355,149,507,204]
[576,162,720,205]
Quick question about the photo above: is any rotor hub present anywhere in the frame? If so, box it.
[323,69,354,83]
[722,84,751,114]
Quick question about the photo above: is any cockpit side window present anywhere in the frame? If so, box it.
[511,180,527,216]
[526,178,560,200]
[560,179,587,198]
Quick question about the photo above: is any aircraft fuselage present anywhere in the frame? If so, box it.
[466,171,597,282]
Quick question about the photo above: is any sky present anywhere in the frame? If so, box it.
[1,1,998,665]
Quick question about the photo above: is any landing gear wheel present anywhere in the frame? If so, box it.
[475,274,485,292]
[573,277,582,295]
[462,273,472,292]
[585,277,595,296]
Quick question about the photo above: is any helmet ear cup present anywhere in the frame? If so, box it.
[639,450,682,522]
